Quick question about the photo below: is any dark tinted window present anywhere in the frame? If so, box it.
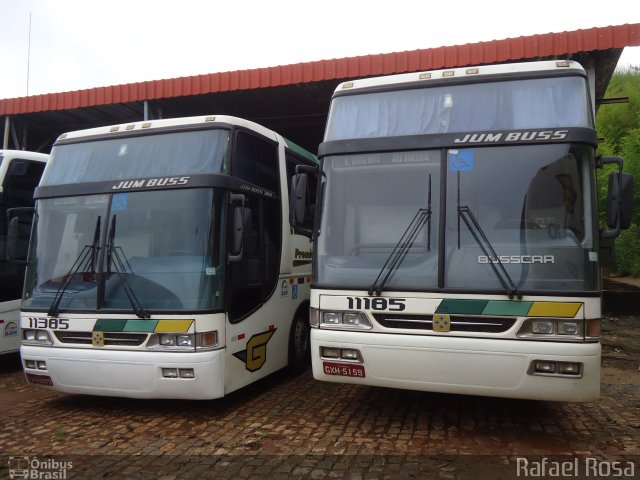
[234,132,279,194]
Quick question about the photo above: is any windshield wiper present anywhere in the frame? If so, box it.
[369,174,432,297]
[106,215,150,319]
[48,216,101,317]
[456,171,522,299]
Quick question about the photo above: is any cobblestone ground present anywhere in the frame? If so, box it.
[0,315,638,479]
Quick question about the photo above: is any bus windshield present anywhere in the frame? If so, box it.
[316,143,598,294]
[23,188,227,312]
[41,129,229,185]
[325,76,592,140]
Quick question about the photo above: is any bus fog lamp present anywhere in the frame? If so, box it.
[25,360,36,369]
[320,347,340,358]
[24,330,36,341]
[535,361,556,373]
[179,368,195,378]
[162,368,178,378]
[36,361,47,370]
[341,349,360,361]
[557,362,581,375]
[557,321,579,335]
[532,320,554,334]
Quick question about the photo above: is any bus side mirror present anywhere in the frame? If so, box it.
[598,155,633,240]
[228,194,251,263]
[606,172,633,230]
[6,216,19,262]
[6,207,34,264]
[290,173,308,226]
[290,168,317,238]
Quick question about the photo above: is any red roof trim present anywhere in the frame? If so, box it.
[1,23,638,116]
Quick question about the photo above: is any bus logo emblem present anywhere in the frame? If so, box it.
[433,314,451,332]
[233,329,276,372]
[92,331,105,347]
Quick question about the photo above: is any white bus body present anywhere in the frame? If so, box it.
[0,150,48,355]
[19,116,317,399]
[302,61,631,402]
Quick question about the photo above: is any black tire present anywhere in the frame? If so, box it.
[288,311,311,374]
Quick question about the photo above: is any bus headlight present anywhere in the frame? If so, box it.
[320,311,372,330]
[531,320,554,334]
[323,312,342,325]
[22,329,52,345]
[517,318,588,341]
[557,321,580,336]
[159,334,176,346]
[149,331,219,350]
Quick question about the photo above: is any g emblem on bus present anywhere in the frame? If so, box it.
[233,329,276,372]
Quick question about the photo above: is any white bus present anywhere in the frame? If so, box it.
[291,61,633,402]
[16,115,317,399]
[0,150,48,355]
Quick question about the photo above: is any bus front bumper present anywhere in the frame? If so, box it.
[311,329,601,402]
[21,345,225,400]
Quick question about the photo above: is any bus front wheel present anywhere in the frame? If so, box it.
[288,311,310,374]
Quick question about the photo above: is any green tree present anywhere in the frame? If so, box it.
[595,66,640,274]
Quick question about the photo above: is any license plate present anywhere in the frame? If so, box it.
[25,373,54,386]
[323,361,365,378]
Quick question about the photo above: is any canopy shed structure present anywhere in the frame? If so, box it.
[1,23,638,153]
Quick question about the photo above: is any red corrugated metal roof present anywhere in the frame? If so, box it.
[1,23,638,116]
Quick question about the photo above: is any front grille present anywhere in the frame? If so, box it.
[373,314,516,333]
[54,331,148,346]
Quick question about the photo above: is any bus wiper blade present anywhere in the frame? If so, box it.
[457,206,522,300]
[368,208,431,297]
[106,215,150,319]
[369,173,433,297]
[48,216,101,317]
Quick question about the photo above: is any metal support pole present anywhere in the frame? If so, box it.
[3,116,9,149]
[144,100,149,121]
[11,122,20,150]
[21,125,28,151]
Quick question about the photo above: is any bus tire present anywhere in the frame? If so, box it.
[288,309,310,374]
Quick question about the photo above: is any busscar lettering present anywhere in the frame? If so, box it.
[453,130,569,144]
[112,176,191,190]
[478,255,555,264]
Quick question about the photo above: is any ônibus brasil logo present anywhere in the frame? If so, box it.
[8,456,73,479]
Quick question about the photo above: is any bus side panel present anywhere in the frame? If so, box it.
[224,275,310,394]
[0,300,21,354]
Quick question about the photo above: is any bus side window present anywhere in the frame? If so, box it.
[228,132,282,322]
[0,159,45,301]
[3,160,45,207]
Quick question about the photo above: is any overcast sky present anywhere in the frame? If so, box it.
[1,0,638,100]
